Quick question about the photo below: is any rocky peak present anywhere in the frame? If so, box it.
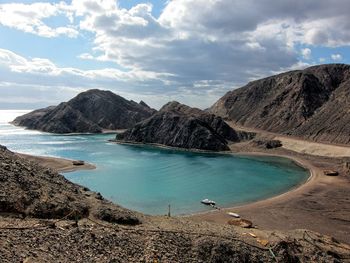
[12,89,156,133]
[139,100,151,109]
[117,102,254,151]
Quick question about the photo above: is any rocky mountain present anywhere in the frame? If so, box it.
[117,101,254,151]
[12,89,156,133]
[210,64,350,144]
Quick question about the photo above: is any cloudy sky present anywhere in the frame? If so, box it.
[0,0,349,109]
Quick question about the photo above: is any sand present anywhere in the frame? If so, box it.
[17,153,96,173]
[189,144,350,244]
[276,136,350,157]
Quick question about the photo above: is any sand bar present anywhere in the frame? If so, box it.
[17,153,96,173]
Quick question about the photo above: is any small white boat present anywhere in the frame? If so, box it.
[227,212,240,218]
[201,199,216,205]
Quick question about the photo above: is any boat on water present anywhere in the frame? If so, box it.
[201,199,216,205]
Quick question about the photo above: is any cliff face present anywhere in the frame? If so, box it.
[210,64,350,144]
[12,89,156,134]
[117,101,253,151]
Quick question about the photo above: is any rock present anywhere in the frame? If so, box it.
[139,100,151,109]
[117,101,254,151]
[72,160,85,166]
[323,170,339,176]
[253,139,282,149]
[94,207,140,225]
[265,140,283,149]
[210,64,350,145]
[257,239,269,247]
[12,89,156,134]
[0,145,7,151]
[343,159,350,175]
[227,219,253,228]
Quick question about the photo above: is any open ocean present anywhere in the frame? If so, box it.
[0,110,309,215]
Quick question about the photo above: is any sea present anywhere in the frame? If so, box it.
[0,110,309,215]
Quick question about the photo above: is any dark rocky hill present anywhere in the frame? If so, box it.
[210,64,350,144]
[0,145,140,224]
[12,89,156,133]
[117,101,254,151]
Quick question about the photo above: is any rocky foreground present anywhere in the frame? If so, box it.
[210,64,350,145]
[1,145,349,262]
[0,145,140,225]
[12,89,156,133]
[117,101,254,151]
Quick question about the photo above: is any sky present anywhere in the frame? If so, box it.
[0,0,349,109]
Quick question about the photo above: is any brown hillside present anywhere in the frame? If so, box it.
[210,64,350,144]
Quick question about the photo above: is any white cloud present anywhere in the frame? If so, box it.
[0,48,172,82]
[301,48,311,60]
[331,54,342,61]
[0,2,78,38]
[77,53,95,60]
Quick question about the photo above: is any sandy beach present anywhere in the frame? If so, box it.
[16,153,96,173]
[189,140,350,244]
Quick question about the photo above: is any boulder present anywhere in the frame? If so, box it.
[227,219,253,228]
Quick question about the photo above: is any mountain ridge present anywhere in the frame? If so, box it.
[117,101,254,151]
[12,89,156,134]
[210,64,350,144]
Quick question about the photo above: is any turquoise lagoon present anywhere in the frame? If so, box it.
[0,110,309,215]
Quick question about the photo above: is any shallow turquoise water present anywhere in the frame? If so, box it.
[0,110,309,215]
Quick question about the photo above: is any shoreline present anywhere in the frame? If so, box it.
[185,152,316,217]
[111,139,233,154]
[15,140,315,215]
[5,137,349,243]
[113,140,317,214]
[110,140,350,243]
[9,122,121,136]
[17,153,96,173]
[104,140,320,212]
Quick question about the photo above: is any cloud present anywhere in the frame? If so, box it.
[331,54,343,61]
[0,48,172,81]
[0,48,180,109]
[0,0,350,109]
[71,0,350,89]
[301,48,311,60]
[0,2,78,38]
[77,53,95,60]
